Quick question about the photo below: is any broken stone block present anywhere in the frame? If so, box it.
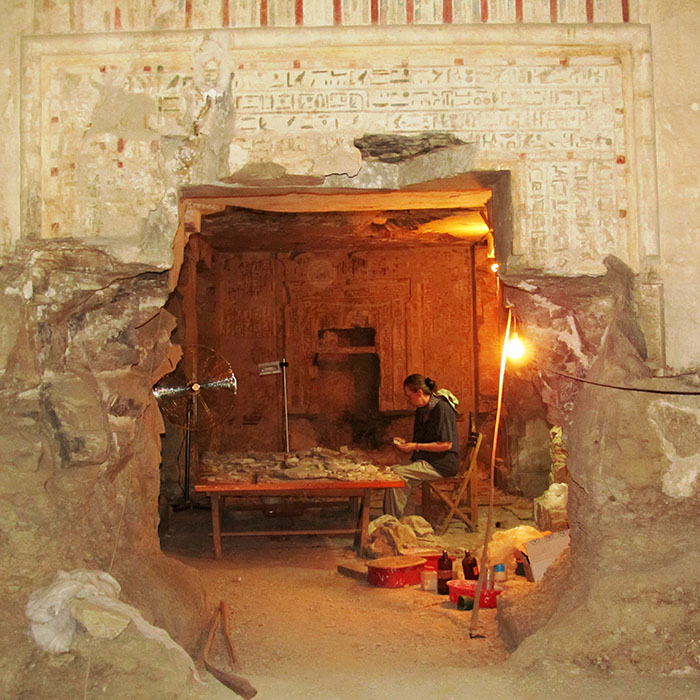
[549,425,569,484]
[40,375,109,467]
[70,599,130,640]
[533,482,569,532]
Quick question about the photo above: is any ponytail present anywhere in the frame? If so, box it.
[403,374,437,395]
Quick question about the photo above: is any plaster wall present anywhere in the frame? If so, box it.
[642,0,700,370]
[19,28,647,274]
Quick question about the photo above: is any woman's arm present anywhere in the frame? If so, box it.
[395,440,452,453]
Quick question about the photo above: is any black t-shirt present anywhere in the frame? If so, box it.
[411,395,459,477]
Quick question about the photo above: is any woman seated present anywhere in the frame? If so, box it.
[384,373,459,519]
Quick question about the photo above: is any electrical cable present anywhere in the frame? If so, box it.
[539,366,700,395]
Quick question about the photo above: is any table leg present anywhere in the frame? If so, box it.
[355,492,371,552]
[211,494,222,560]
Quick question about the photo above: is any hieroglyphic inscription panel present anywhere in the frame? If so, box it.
[230,56,627,274]
[38,50,196,239]
[215,253,283,449]
[28,36,632,275]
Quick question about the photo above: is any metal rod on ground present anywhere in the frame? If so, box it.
[281,358,290,453]
[183,397,193,504]
[469,307,512,637]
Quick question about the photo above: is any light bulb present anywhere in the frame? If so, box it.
[506,332,525,360]
[490,262,499,273]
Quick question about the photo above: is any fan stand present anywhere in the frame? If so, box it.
[172,385,209,512]
[153,345,238,511]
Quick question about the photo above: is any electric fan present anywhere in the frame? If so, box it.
[153,344,238,508]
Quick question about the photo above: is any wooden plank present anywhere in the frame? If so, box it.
[357,491,371,551]
[220,528,357,538]
[195,479,404,494]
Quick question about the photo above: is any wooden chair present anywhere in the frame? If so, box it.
[421,425,482,535]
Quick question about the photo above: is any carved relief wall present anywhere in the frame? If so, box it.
[210,245,477,451]
[22,25,656,281]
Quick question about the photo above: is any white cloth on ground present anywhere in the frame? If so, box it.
[25,569,203,683]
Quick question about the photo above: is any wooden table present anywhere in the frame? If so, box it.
[194,478,404,559]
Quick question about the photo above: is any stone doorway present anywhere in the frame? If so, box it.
[162,161,516,509]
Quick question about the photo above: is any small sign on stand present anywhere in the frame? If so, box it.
[258,361,282,376]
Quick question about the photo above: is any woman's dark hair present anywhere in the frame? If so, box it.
[403,374,437,395]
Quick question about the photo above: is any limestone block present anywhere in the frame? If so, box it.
[226,133,362,181]
[647,398,700,499]
[41,375,109,467]
[0,292,21,376]
[0,419,44,473]
[548,425,569,484]
[511,417,551,498]
[70,599,130,640]
[326,142,477,190]
[497,550,572,652]
[515,472,550,499]
[534,482,569,532]
[634,282,666,370]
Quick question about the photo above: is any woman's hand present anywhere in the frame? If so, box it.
[393,437,415,453]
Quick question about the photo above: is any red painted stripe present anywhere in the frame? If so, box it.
[114,6,122,29]
[621,0,630,22]
[333,0,342,25]
[480,0,488,23]
[260,0,268,26]
[406,0,414,24]
[585,0,594,22]
[371,0,379,24]
[550,0,558,23]
[515,0,523,22]
[223,0,229,27]
[185,0,192,28]
[443,0,453,24]
[295,0,303,25]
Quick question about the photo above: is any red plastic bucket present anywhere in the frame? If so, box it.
[366,555,427,588]
[447,579,503,608]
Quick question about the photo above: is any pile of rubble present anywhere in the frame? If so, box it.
[199,446,398,483]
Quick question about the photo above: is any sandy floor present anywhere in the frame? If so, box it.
[156,494,700,700]
[12,482,700,699]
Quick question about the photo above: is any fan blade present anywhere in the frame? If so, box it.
[153,384,196,399]
[153,345,237,430]
[198,375,238,393]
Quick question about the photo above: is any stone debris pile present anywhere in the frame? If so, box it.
[199,446,397,483]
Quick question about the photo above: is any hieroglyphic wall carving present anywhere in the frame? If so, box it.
[229,56,627,275]
[212,246,475,449]
[282,248,475,413]
[214,253,282,448]
[23,30,643,277]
